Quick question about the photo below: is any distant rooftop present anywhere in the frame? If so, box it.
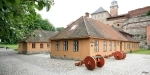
[91,7,107,15]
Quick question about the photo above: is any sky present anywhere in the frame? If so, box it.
[37,0,150,28]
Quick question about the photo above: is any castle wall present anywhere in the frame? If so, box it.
[123,16,150,48]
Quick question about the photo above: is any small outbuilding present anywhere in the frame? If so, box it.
[18,29,56,54]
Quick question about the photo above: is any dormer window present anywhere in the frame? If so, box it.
[70,25,78,30]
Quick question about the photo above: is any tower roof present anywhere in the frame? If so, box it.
[91,7,107,15]
[111,0,118,6]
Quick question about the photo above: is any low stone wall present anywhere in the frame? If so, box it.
[50,55,81,61]
[18,50,50,55]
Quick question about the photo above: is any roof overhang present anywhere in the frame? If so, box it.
[50,36,139,43]
[50,36,90,41]
[107,14,128,21]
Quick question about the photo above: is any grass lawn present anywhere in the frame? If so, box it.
[0,44,18,51]
[132,49,150,55]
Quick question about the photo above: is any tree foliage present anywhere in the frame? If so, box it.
[147,10,150,16]
[1,13,55,44]
[0,0,54,44]
[32,14,55,31]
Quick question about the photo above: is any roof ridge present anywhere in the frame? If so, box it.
[83,16,90,36]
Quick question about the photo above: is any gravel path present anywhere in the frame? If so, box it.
[0,48,150,75]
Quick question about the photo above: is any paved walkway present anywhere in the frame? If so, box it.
[0,48,150,75]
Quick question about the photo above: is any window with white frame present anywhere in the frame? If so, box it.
[103,41,107,52]
[47,43,50,48]
[40,43,43,48]
[32,43,35,48]
[109,41,112,51]
[124,42,126,50]
[73,40,79,52]
[64,41,68,51]
[56,41,60,50]
[94,40,99,52]
[114,42,116,51]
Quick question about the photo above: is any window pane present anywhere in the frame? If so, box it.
[56,41,60,50]
[32,43,35,48]
[73,40,79,52]
[94,40,99,52]
[114,42,116,51]
[47,44,50,48]
[124,42,126,50]
[64,41,68,51]
[103,41,107,52]
[40,44,43,48]
[110,42,112,51]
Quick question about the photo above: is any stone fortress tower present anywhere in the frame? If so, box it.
[90,0,150,48]
[91,0,121,26]
[110,0,118,17]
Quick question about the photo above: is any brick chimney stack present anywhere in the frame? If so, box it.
[85,12,89,17]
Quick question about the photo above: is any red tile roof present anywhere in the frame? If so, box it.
[128,6,150,17]
[51,16,138,42]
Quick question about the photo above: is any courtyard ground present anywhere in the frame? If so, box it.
[0,48,150,75]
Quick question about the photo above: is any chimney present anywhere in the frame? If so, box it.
[85,12,89,17]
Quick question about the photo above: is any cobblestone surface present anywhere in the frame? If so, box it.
[0,48,150,75]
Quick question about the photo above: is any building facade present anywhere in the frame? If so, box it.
[91,7,110,23]
[50,15,139,60]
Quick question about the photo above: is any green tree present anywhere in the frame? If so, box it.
[147,10,150,16]
[0,13,55,44]
[32,14,55,31]
[56,27,65,32]
[0,0,54,44]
